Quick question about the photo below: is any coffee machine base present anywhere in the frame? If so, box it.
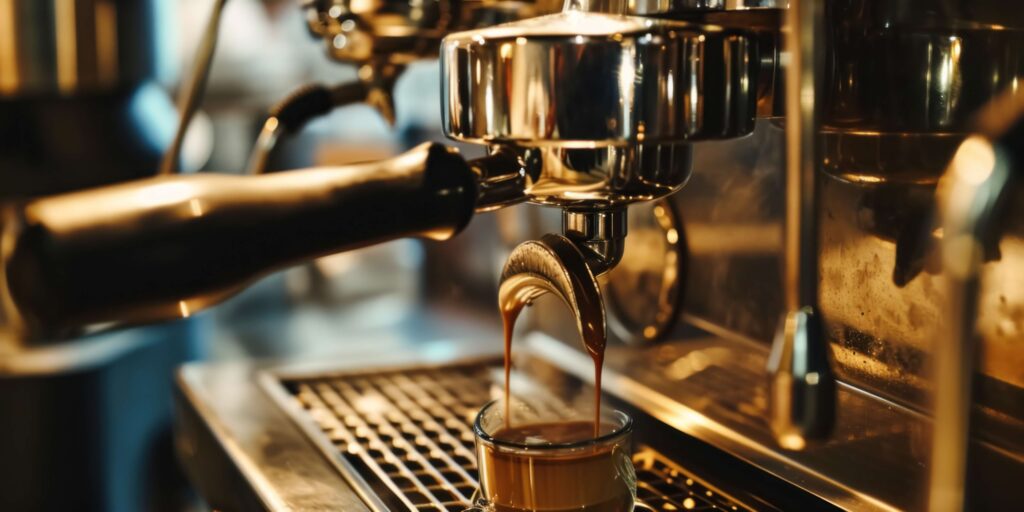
[175,316,963,511]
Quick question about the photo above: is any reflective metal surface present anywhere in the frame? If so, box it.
[562,208,627,274]
[302,0,558,64]
[174,328,844,512]
[821,0,1024,185]
[767,308,835,450]
[11,0,1024,509]
[442,11,757,147]
[498,233,606,355]
[515,144,694,209]
[602,200,686,344]
[765,0,835,449]
[820,130,965,186]
[0,0,165,97]
[526,325,1024,510]
[278,361,756,511]
[825,4,1024,134]
[280,0,557,178]
[175,323,1022,512]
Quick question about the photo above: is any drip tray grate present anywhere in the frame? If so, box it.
[281,362,751,511]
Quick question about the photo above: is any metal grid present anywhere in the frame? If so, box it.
[633,451,751,511]
[286,363,751,511]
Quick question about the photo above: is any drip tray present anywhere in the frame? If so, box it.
[268,359,753,511]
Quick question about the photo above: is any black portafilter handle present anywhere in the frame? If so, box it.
[2,142,478,340]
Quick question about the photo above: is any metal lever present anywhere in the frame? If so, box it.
[765,0,835,451]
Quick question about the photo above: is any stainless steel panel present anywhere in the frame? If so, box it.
[0,0,166,96]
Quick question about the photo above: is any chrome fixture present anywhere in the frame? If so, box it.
[603,200,686,344]
[0,0,761,346]
[245,79,394,174]
[929,89,1024,512]
[765,0,835,451]
[244,0,559,174]
[822,4,1024,187]
[499,233,607,358]
[302,0,551,65]
[442,0,757,344]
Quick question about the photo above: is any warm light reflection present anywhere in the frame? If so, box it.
[353,394,391,415]
[0,0,19,94]
[135,182,197,208]
[618,54,635,131]
[778,433,806,451]
[95,0,119,85]
[951,136,996,186]
[188,198,205,217]
[55,0,79,93]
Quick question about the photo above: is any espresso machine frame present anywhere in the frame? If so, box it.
[3,0,1024,510]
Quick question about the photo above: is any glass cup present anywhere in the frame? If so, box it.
[467,399,636,512]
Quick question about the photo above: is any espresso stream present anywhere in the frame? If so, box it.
[500,303,605,438]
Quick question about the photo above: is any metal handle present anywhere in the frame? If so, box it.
[1,143,477,341]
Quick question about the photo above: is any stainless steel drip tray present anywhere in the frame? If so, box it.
[174,339,505,512]
[267,359,759,512]
[174,335,831,511]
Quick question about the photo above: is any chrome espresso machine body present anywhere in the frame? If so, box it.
[3,0,1024,511]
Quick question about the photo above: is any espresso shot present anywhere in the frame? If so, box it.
[473,400,636,512]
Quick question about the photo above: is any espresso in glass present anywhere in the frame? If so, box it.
[472,400,635,512]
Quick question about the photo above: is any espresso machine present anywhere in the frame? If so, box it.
[3,0,1024,510]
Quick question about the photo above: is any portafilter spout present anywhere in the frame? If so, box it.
[498,233,606,362]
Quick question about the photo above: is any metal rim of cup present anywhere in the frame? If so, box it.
[473,399,634,451]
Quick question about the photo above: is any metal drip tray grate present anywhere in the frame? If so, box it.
[280,361,751,511]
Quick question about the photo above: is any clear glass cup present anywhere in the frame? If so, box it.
[467,399,636,512]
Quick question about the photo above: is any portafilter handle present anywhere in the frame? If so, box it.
[0,142,504,343]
